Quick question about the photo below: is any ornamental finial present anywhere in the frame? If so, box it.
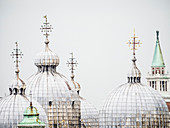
[127,29,142,57]
[29,91,33,108]
[10,42,23,77]
[126,30,142,83]
[156,30,159,41]
[66,53,78,81]
[40,15,53,44]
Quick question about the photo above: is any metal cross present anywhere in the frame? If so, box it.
[11,42,23,70]
[127,29,142,55]
[40,15,53,41]
[66,53,78,81]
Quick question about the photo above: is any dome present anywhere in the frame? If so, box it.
[26,16,81,127]
[9,72,26,95]
[0,42,48,128]
[80,97,99,127]
[34,44,59,66]
[0,94,48,128]
[26,71,79,102]
[99,82,169,127]
[66,52,99,127]
[128,57,141,78]
[26,60,81,127]
[99,32,170,127]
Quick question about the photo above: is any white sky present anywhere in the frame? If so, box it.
[0,0,170,109]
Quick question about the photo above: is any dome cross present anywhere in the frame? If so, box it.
[66,53,78,81]
[40,15,53,44]
[10,42,23,75]
[127,29,142,56]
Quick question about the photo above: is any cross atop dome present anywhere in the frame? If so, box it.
[127,29,142,56]
[67,53,78,81]
[40,15,53,44]
[126,30,142,83]
[11,42,23,76]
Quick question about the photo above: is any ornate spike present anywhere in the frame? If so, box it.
[11,42,23,75]
[127,30,141,56]
[66,53,78,81]
[40,15,53,44]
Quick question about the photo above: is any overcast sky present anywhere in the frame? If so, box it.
[0,0,170,109]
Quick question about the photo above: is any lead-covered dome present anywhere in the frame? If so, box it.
[26,16,81,128]
[80,97,99,127]
[34,43,59,66]
[66,52,99,127]
[99,32,169,127]
[99,82,169,127]
[0,94,48,128]
[0,42,48,128]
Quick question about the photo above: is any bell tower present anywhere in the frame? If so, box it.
[146,31,170,111]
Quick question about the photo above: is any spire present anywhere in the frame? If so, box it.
[126,29,142,83]
[11,42,23,78]
[29,91,33,108]
[66,53,78,81]
[40,15,53,45]
[151,31,165,67]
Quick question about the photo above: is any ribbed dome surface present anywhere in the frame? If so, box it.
[99,82,169,127]
[34,45,59,66]
[0,94,48,128]
[26,61,81,127]
[26,72,78,102]
[10,76,25,89]
[26,17,81,127]
[80,97,99,127]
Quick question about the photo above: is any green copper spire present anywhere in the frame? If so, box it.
[151,31,165,67]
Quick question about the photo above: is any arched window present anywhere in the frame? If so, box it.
[162,81,165,91]
[150,81,151,87]
[165,81,167,91]
[155,81,157,90]
[20,88,23,95]
[152,81,154,89]
[13,88,18,95]
[9,88,12,95]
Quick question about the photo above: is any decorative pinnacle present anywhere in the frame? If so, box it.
[127,29,142,57]
[29,91,33,108]
[66,53,78,81]
[40,15,53,44]
[156,30,159,41]
[10,42,23,76]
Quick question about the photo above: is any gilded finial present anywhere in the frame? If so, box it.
[11,42,23,77]
[40,15,53,44]
[66,53,78,81]
[127,29,142,56]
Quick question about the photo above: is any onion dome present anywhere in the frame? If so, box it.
[67,53,99,128]
[26,16,81,128]
[34,44,59,67]
[99,31,170,127]
[0,42,48,128]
